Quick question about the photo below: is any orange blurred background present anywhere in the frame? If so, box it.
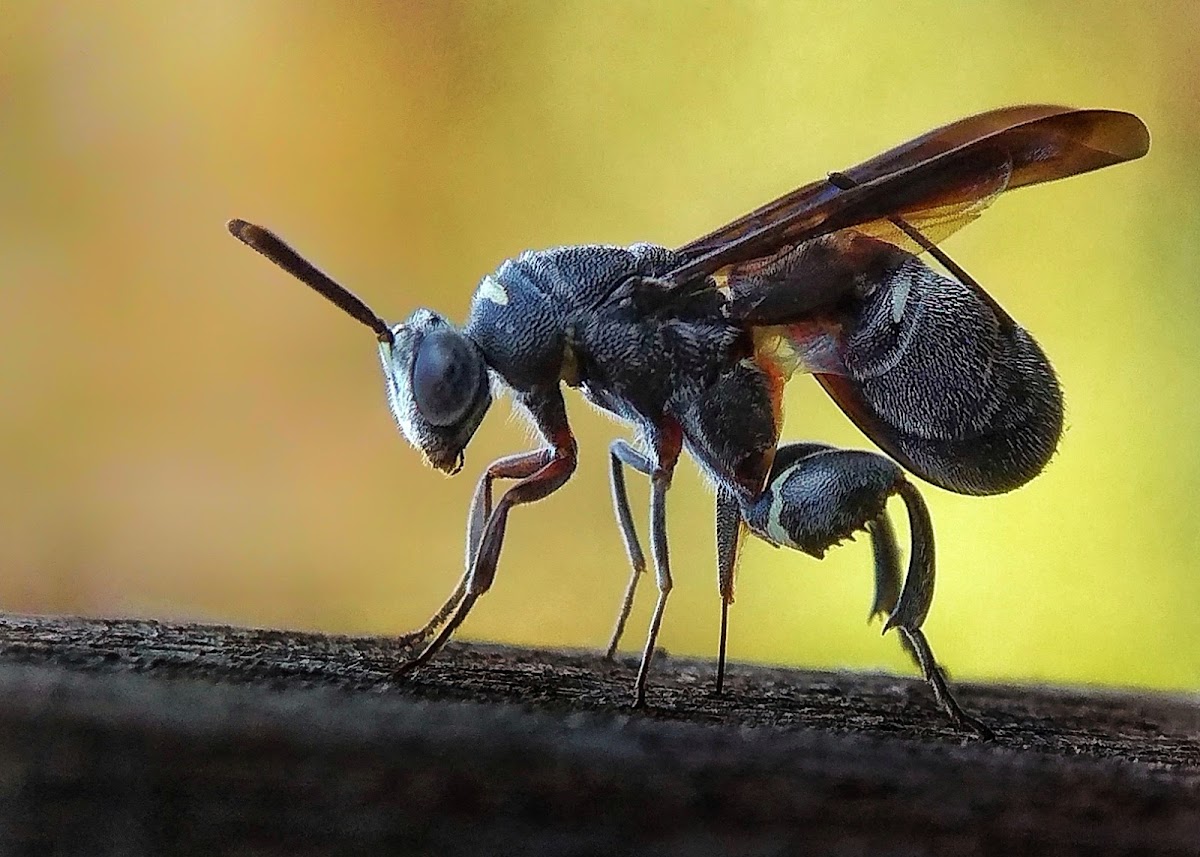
[1,2,1197,690]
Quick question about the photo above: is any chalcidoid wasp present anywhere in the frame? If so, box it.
[230,105,1149,736]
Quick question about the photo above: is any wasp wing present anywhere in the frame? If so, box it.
[669,106,1147,495]
[667,106,1149,287]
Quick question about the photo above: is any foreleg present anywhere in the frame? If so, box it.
[393,389,577,677]
[397,449,551,647]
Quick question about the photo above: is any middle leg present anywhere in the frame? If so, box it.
[607,420,683,707]
[604,440,651,659]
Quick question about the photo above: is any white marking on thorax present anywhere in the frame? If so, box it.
[478,275,509,306]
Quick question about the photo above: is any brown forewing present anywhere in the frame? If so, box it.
[667,106,1150,287]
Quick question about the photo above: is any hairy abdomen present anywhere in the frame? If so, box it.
[814,258,1063,495]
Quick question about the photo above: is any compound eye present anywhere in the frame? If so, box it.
[411,327,484,426]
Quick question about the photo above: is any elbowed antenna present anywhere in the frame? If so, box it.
[227,219,395,345]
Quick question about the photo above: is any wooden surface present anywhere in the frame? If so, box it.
[0,614,1196,856]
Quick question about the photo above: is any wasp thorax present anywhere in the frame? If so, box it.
[379,309,491,474]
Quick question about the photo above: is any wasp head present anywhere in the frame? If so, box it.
[381,310,491,475]
[227,219,491,476]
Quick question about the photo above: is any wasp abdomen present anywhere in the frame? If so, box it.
[823,258,1064,495]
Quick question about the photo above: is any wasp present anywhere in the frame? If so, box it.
[230,105,1149,735]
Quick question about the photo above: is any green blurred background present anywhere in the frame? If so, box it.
[1,2,1197,690]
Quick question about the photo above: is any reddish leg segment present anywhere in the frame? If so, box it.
[393,390,577,676]
[398,449,551,648]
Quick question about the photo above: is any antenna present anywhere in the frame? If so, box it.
[227,219,394,345]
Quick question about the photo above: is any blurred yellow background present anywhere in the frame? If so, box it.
[1,2,1197,691]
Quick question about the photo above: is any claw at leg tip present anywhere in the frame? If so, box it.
[965,717,995,741]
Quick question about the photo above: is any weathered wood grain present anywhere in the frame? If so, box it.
[0,614,1196,856]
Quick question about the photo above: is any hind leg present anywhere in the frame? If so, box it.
[740,442,991,737]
